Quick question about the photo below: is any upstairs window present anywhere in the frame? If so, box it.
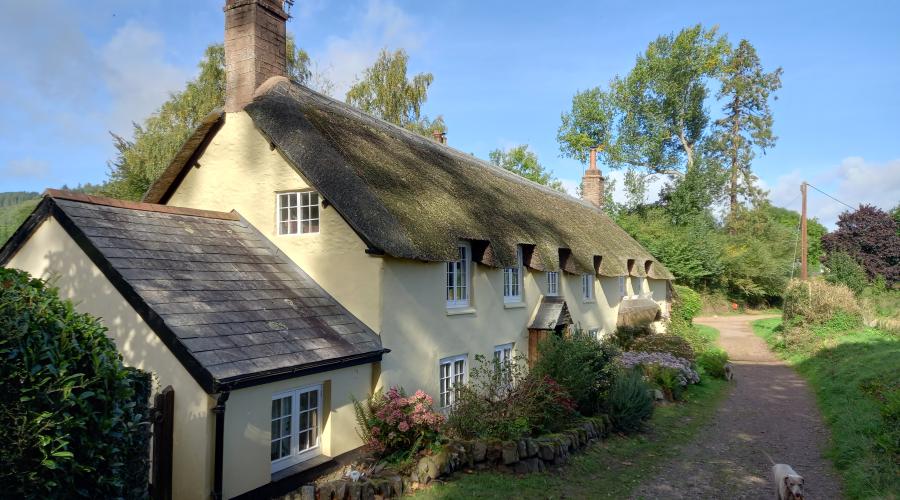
[503,247,523,303]
[618,276,626,299]
[439,355,467,408]
[278,191,319,235]
[582,273,594,301]
[447,243,471,308]
[546,271,559,296]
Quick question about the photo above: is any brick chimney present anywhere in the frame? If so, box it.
[581,147,605,208]
[431,131,447,144]
[224,0,289,112]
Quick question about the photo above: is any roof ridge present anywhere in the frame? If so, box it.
[44,189,240,221]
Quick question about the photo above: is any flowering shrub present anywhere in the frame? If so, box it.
[353,387,444,463]
[619,351,700,400]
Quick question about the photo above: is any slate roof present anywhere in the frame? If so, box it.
[143,78,673,280]
[0,191,386,393]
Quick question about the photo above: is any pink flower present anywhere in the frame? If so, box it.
[414,389,426,400]
[371,426,380,436]
[398,421,410,432]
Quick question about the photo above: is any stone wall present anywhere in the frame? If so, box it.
[283,416,611,499]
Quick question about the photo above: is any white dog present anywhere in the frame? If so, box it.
[772,463,804,499]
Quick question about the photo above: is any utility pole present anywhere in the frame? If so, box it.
[800,182,808,280]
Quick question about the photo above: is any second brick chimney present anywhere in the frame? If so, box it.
[581,147,605,209]
[224,0,289,112]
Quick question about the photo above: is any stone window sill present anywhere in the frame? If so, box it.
[503,302,527,309]
[446,307,477,316]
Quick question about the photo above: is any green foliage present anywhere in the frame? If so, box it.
[696,348,730,379]
[630,335,695,362]
[673,285,702,322]
[782,279,862,326]
[447,355,577,440]
[641,364,686,401]
[611,325,652,351]
[0,269,151,497]
[105,37,318,201]
[607,369,654,434]
[352,386,444,465]
[532,330,621,415]
[823,251,869,295]
[488,145,565,192]
[754,317,900,497]
[0,195,40,245]
[345,48,445,138]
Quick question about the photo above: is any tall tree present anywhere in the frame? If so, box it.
[558,25,729,177]
[105,37,318,201]
[346,48,446,137]
[822,205,900,283]
[488,145,565,192]
[713,40,783,218]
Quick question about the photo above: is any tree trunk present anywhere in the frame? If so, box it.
[728,96,742,233]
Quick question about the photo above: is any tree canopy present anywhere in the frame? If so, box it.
[823,205,900,283]
[488,145,565,192]
[345,48,446,138]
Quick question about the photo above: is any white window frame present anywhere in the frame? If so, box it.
[503,247,523,303]
[446,242,471,308]
[546,271,559,296]
[277,191,320,235]
[270,384,323,473]
[588,327,602,341]
[618,276,627,299]
[493,343,514,365]
[582,273,594,301]
[439,354,467,408]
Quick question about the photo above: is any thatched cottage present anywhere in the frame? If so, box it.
[0,1,673,498]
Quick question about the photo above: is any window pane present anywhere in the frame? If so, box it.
[301,207,310,220]
[289,221,298,233]
[289,193,297,206]
[272,399,280,417]
[289,207,297,220]
[309,390,318,408]
[309,220,319,233]
[309,206,319,220]
[271,419,280,439]
[280,438,290,457]
[271,441,279,460]
[310,193,319,205]
[300,192,309,205]
[301,221,310,233]
[300,392,309,411]
[283,396,291,415]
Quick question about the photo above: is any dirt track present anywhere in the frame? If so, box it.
[630,315,842,499]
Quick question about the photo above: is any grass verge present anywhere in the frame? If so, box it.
[413,379,730,499]
[694,324,720,344]
[753,317,900,498]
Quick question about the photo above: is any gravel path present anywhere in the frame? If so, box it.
[630,315,843,499]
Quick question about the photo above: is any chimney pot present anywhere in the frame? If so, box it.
[224,0,289,112]
[432,131,447,144]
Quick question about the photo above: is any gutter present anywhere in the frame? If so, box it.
[211,390,230,500]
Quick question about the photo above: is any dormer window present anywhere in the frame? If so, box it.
[446,242,471,308]
[546,271,559,296]
[278,191,319,235]
[503,247,523,303]
[582,273,594,301]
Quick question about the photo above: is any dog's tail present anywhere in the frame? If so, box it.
[761,450,777,466]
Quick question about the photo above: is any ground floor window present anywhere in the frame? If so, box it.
[271,385,322,472]
[439,355,467,408]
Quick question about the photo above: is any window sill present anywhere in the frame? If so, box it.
[271,453,331,482]
[583,299,596,304]
[503,301,526,309]
[446,307,476,316]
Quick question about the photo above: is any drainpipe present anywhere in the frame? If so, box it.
[211,390,230,500]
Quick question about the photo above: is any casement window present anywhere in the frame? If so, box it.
[588,328,601,341]
[439,355,467,408]
[618,276,626,299]
[277,191,319,235]
[582,273,594,301]
[446,243,471,308]
[493,343,513,365]
[270,385,323,472]
[503,247,523,303]
[546,271,559,296]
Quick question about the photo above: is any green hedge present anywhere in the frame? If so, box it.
[0,269,152,498]
[672,285,702,323]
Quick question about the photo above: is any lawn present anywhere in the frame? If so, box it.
[753,317,900,498]
[412,378,730,499]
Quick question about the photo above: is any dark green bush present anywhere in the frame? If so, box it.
[0,269,152,498]
[696,348,730,379]
[631,335,696,362]
[673,284,702,323]
[607,369,654,433]
[611,325,652,351]
[823,252,869,295]
[532,330,620,415]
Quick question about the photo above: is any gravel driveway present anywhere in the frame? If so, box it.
[630,315,842,499]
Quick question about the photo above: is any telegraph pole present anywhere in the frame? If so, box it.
[800,182,808,280]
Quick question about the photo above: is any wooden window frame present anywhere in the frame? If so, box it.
[270,384,323,473]
[276,191,320,235]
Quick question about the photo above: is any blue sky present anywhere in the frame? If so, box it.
[1,0,898,227]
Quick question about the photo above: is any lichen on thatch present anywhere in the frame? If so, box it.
[233,80,671,279]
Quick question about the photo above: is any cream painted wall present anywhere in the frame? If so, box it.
[223,364,373,499]
[166,112,384,333]
[6,217,214,500]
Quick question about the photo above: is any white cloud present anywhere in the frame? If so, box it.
[101,22,190,136]
[2,159,50,180]
[765,157,900,228]
[315,0,425,98]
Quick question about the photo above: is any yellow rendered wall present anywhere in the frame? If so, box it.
[166,112,384,333]
[5,217,214,500]
[223,364,373,498]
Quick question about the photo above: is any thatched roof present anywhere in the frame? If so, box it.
[147,78,673,279]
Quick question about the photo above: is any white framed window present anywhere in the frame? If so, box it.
[277,191,319,235]
[588,327,601,340]
[446,243,471,308]
[271,384,323,473]
[503,247,523,303]
[493,343,513,365]
[618,276,626,299]
[582,273,594,301]
[546,271,559,296]
[439,354,467,408]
